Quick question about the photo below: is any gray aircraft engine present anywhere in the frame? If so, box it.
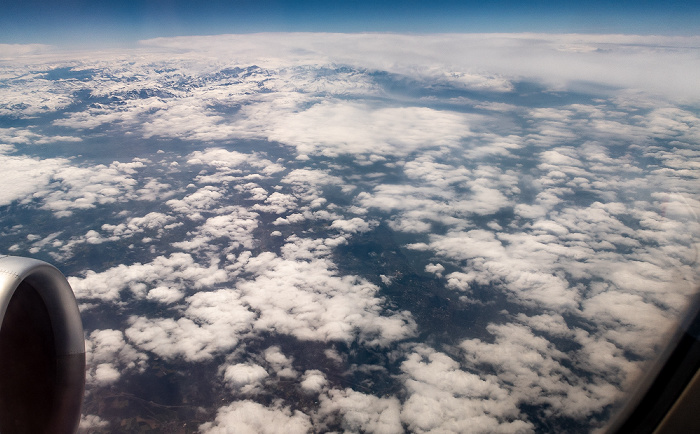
[0,255,85,434]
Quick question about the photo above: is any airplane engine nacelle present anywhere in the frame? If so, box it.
[0,255,85,434]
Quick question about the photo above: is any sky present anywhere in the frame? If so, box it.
[1,0,699,47]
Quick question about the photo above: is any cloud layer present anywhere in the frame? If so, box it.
[1,33,698,432]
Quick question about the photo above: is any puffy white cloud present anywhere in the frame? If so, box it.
[317,388,402,433]
[264,346,297,379]
[0,154,69,206]
[248,100,476,157]
[172,207,258,253]
[85,329,148,387]
[187,148,285,179]
[223,363,269,393]
[101,212,179,239]
[400,346,532,433]
[37,161,146,217]
[409,229,580,310]
[330,217,375,233]
[234,236,417,346]
[79,414,110,431]
[0,127,81,145]
[425,263,445,278]
[251,192,298,214]
[300,369,327,393]
[358,160,517,234]
[68,253,228,302]
[125,288,255,362]
[459,322,623,420]
[515,313,573,338]
[581,291,675,359]
[166,186,225,220]
[200,400,312,434]
[146,286,184,304]
[280,168,354,210]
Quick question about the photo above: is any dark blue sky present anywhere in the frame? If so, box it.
[1,0,699,47]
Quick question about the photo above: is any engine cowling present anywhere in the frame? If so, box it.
[0,255,85,434]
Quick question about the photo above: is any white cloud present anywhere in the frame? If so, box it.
[223,363,269,393]
[459,322,623,419]
[85,329,148,387]
[200,400,312,434]
[0,127,81,145]
[33,160,149,217]
[234,236,417,346]
[425,263,445,278]
[79,414,110,431]
[125,289,255,362]
[251,192,298,214]
[409,229,580,310]
[0,43,53,57]
[357,161,517,234]
[187,148,285,178]
[0,154,68,206]
[317,388,403,433]
[400,346,532,433]
[172,207,258,253]
[264,346,297,379]
[146,286,184,304]
[330,217,375,233]
[251,100,475,157]
[140,33,700,102]
[0,68,79,117]
[68,253,228,302]
[300,369,327,393]
[102,212,179,239]
[166,186,225,220]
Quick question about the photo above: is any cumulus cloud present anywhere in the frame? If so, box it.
[330,217,375,233]
[400,346,533,433]
[0,154,69,206]
[317,388,402,433]
[425,263,445,278]
[85,329,148,387]
[200,400,312,434]
[251,192,298,214]
[146,286,184,304]
[125,289,255,361]
[234,236,417,346]
[459,322,623,420]
[0,127,81,145]
[264,346,297,379]
[246,100,476,157]
[187,147,285,179]
[223,363,269,393]
[408,229,581,310]
[166,186,226,220]
[357,160,517,234]
[68,253,228,302]
[38,161,146,217]
[300,369,327,393]
[172,207,259,253]
[79,414,110,431]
